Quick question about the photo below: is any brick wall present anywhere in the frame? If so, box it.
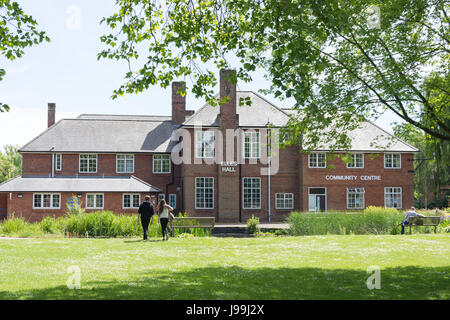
[6,192,151,222]
[22,153,174,191]
[301,153,415,211]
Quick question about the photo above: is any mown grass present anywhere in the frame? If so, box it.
[0,234,448,300]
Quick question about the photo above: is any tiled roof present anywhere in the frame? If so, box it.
[0,176,161,193]
[20,118,178,153]
[182,91,291,127]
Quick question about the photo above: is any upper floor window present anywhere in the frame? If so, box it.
[308,153,326,168]
[347,153,364,168]
[244,131,260,159]
[195,131,215,158]
[384,153,401,169]
[55,154,62,171]
[79,154,97,173]
[33,193,60,209]
[117,154,134,173]
[153,154,171,173]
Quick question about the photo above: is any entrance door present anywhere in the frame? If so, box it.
[308,188,326,212]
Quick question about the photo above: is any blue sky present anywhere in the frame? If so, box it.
[0,0,400,149]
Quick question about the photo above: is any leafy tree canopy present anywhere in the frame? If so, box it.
[0,0,49,112]
[99,0,449,151]
[0,145,22,183]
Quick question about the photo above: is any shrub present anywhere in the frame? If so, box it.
[1,215,27,234]
[247,215,260,234]
[40,216,56,233]
[64,211,144,237]
[287,207,405,236]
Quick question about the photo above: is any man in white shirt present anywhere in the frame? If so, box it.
[398,207,425,234]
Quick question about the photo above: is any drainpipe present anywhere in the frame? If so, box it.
[50,146,55,178]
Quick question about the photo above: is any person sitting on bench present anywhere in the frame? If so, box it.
[398,207,424,234]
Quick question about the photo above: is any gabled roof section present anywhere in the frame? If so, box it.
[20,117,178,153]
[305,120,419,152]
[0,175,161,193]
[182,91,291,127]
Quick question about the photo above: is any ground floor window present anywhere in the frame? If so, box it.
[243,177,261,209]
[347,188,365,209]
[123,194,140,209]
[275,193,294,209]
[169,194,176,208]
[86,193,104,209]
[33,193,60,209]
[385,187,402,208]
[308,188,326,212]
[195,177,214,209]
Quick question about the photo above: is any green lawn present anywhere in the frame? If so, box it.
[0,234,449,300]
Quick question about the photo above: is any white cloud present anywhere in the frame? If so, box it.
[0,107,79,149]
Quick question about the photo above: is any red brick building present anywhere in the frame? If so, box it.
[0,70,418,222]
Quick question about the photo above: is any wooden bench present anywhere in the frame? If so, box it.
[407,216,441,234]
[171,217,215,232]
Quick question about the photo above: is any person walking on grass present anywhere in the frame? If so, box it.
[157,199,175,241]
[138,195,155,241]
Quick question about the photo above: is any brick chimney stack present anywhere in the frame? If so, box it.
[219,69,238,129]
[48,103,56,128]
[172,82,186,125]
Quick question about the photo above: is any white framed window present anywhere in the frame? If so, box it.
[195,130,215,158]
[243,177,261,209]
[195,177,214,209]
[169,194,176,208]
[117,154,134,173]
[384,153,401,169]
[86,193,104,209]
[347,188,365,209]
[55,154,62,171]
[308,153,326,168]
[347,153,364,168]
[33,193,61,209]
[278,129,294,145]
[158,193,165,202]
[243,131,260,159]
[275,193,294,209]
[385,187,402,208]
[153,154,171,173]
[123,194,140,209]
[79,154,97,173]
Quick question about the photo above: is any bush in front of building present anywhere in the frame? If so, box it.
[247,215,260,234]
[0,214,44,237]
[287,207,405,236]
